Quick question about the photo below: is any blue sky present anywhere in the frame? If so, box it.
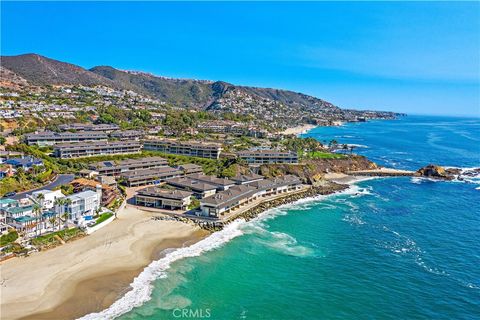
[2,1,479,116]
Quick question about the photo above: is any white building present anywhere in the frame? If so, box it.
[54,188,101,224]
[31,189,65,210]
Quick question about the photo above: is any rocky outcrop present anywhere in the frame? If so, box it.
[259,155,378,184]
[416,164,454,180]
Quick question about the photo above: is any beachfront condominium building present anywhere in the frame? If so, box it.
[30,189,65,210]
[237,150,299,164]
[89,156,168,176]
[166,177,218,199]
[53,140,142,158]
[143,139,223,159]
[58,123,120,132]
[199,184,258,218]
[54,189,101,223]
[230,173,265,185]
[120,166,184,187]
[199,175,302,218]
[135,187,192,210]
[25,131,108,146]
[186,173,236,191]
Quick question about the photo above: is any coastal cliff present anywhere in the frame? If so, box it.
[259,155,378,185]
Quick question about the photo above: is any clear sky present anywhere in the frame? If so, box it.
[1,1,479,116]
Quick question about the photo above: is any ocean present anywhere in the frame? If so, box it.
[82,115,480,320]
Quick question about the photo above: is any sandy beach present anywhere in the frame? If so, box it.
[0,206,208,320]
[282,124,316,136]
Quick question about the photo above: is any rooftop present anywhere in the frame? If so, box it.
[167,177,218,192]
[137,187,192,200]
[186,173,236,187]
[201,185,257,208]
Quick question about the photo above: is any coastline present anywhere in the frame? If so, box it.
[0,206,209,320]
[282,124,317,136]
[1,175,389,320]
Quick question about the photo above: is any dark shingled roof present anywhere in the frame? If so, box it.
[137,187,192,200]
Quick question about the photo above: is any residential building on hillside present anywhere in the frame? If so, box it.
[53,140,142,158]
[89,156,168,176]
[58,123,120,132]
[5,156,44,171]
[109,130,144,140]
[25,131,108,146]
[143,139,223,159]
[135,187,192,210]
[237,150,299,164]
[120,166,184,187]
[177,164,203,175]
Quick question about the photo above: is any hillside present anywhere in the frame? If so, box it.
[1,53,399,125]
[1,54,116,87]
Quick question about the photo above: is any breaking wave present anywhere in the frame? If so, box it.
[79,182,366,319]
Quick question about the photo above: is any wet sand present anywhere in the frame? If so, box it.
[0,206,209,320]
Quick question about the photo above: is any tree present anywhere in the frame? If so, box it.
[32,204,42,237]
[62,198,72,229]
[49,216,57,231]
[36,192,45,207]
[54,198,65,230]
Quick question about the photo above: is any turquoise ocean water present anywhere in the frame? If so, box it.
[82,116,480,320]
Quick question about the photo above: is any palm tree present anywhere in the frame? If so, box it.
[32,204,42,237]
[62,198,72,230]
[48,216,57,232]
[36,192,45,207]
[54,197,64,230]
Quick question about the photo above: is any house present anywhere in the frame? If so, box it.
[186,173,236,191]
[78,169,99,179]
[135,187,192,210]
[0,164,14,179]
[70,179,117,206]
[54,189,101,224]
[5,156,44,171]
[166,177,217,199]
[30,189,65,210]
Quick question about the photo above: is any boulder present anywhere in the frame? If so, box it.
[416,164,453,180]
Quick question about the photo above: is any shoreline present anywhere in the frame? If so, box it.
[281,124,317,136]
[0,206,209,320]
[1,174,395,320]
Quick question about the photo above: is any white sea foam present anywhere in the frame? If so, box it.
[79,182,369,320]
[78,219,247,320]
